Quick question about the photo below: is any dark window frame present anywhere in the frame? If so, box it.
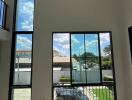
[9,31,33,100]
[52,31,117,100]
[0,0,7,30]
[9,0,34,99]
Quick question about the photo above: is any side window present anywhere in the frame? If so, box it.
[11,34,32,100]
[9,0,34,100]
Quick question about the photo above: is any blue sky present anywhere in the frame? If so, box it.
[15,0,34,50]
[71,34,99,56]
[16,34,32,50]
[16,0,34,31]
[15,0,110,55]
[53,33,110,57]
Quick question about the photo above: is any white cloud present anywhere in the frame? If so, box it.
[17,35,32,50]
[62,44,70,49]
[19,0,34,31]
[53,33,70,56]
[85,40,98,47]
[21,20,33,31]
[20,1,34,15]
[71,36,79,44]
[99,33,110,45]
[53,33,69,43]
[99,33,111,56]
[53,33,70,50]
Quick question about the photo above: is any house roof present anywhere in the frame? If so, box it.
[53,57,70,63]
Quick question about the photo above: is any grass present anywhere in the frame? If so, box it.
[92,87,114,100]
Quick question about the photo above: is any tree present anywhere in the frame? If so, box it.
[102,45,112,69]
[103,45,111,56]
[73,52,97,68]
[101,57,112,69]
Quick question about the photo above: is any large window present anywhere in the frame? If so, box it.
[9,0,34,99]
[52,32,116,100]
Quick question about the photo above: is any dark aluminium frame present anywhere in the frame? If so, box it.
[8,0,34,99]
[52,31,117,100]
[9,31,33,100]
[0,0,7,29]
[128,26,132,59]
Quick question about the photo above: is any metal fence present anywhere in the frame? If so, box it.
[54,85,115,100]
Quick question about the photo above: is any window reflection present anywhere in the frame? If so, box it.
[99,33,113,82]
[53,33,71,86]
[71,34,101,84]
[13,34,32,85]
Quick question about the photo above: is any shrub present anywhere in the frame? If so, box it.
[59,76,70,83]
[103,76,113,81]
[102,61,112,69]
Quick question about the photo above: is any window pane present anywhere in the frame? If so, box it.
[71,34,101,84]
[85,57,101,83]
[16,0,34,31]
[53,33,70,86]
[13,88,31,100]
[71,34,85,84]
[99,33,114,82]
[85,34,99,56]
[13,34,32,85]
[85,34,101,83]
[71,34,85,57]
[72,57,86,84]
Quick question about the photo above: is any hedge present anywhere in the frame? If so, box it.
[103,76,113,81]
[59,76,74,83]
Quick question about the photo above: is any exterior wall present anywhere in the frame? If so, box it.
[33,0,125,100]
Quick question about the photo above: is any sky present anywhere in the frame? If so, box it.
[16,34,32,51]
[53,33,70,56]
[15,0,34,50]
[16,0,34,31]
[53,33,111,57]
[71,34,99,56]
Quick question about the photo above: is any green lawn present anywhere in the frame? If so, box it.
[92,87,114,100]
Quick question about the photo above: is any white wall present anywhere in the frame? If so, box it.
[33,0,125,100]
[0,0,14,99]
[117,0,132,99]
[0,39,12,100]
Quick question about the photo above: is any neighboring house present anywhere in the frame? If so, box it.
[53,50,70,71]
